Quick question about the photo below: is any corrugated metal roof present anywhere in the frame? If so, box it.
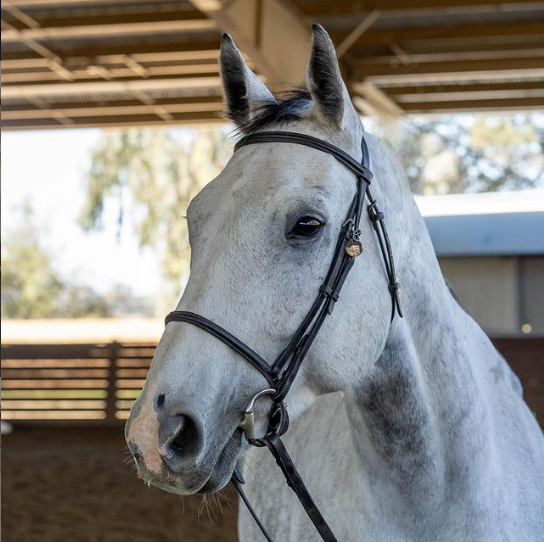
[2,0,543,130]
[418,191,544,256]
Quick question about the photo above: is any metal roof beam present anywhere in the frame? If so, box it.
[364,68,544,88]
[1,63,219,83]
[1,18,75,80]
[188,0,311,88]
[336,9,381,58]
[353,56,544,78]
[394,87,544,103]
[1,101,224,120]
[351,81,403,121]
[2,1,40,28]
[400,96,544,113]
[294,0,544,15]
[24,95,74,125]
[1,95,222,110]
[1,39,222,62]
[359,46,544,66]
[1,19,216,42]
[384,80,544,96]
[6,44,540,71]
[2,6,207,30]
[1,76,222,99]
[1,49,221,70]
[1,111,224,132]
[337,22,544,47]
[2,0,155,5]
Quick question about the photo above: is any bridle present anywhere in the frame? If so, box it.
[165,130,402,542]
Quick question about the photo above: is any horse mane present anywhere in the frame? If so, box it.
[238,87,313,135]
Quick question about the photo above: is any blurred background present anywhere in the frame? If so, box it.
[1,1,543,541]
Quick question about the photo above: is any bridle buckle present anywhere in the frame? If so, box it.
[238,388,276,446]
[238,388,288,447]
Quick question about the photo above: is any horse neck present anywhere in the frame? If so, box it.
[345,179,499,519]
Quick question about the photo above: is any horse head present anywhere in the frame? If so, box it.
[126,25,399,496]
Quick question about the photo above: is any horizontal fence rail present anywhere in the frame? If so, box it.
[1,339,542,426]
[1,342,154,423]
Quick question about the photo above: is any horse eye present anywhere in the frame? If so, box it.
[291,216,323,238]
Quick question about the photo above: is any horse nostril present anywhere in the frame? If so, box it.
[168,415,198,457]
[158,412,203,472]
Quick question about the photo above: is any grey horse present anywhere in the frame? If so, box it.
[126,25,544,541]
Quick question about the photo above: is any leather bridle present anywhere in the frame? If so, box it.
[165,130,402,542]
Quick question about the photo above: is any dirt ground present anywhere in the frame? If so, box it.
[1,426,238,542]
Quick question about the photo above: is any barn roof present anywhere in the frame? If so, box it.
[2,0,543,131]
[417,190,544,256]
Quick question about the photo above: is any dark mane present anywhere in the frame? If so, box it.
[238,88,313,135]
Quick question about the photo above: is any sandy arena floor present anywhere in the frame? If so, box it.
[2,426,238,542]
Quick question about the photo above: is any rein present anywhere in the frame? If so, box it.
[165,130,402,541]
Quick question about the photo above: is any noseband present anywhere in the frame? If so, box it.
[165,130,402,542]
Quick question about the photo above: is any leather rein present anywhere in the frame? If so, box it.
[165,130,402,542]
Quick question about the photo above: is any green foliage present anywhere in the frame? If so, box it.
[79,116,544,312]
[2,202,153,319]
[392,113,544,195]
[80,127,231,311]
[1,203,64,318]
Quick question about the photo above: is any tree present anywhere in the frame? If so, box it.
[1,202,64,318]
[390,113,544,195]
[80,127,231,313]
[80,115,544,312]
[1,202,153,319]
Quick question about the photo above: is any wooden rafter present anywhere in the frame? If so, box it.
[1,101,224,120]
[335,22,544,46]
[383,81,544,97]
[1,110,224,131]
[364,68,544,87]
[1,76,222,99]
[393,88,544,104]
[1,7,206,29]
[0,19,76,80]
[188,0,311,87]
[352,56,544,78]
[1,49,221,70]
[354,47,544,66]
[1,39,222,62]
[352,81,403,120]
[400,96,544,113]
[1,19,216,42]
[1,63,220,84]
[336,9,381,58]
[2,0,543,130]
[294,0,544,15]
[1,0,165,5]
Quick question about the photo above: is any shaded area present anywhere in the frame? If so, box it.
[1,427,238,542]
[2,339,541,542]
[494,338,544,425]
[2,1,543,130]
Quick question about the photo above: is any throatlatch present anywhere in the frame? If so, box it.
[165,130,402,542]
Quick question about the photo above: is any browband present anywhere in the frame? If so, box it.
[234,131,373,184]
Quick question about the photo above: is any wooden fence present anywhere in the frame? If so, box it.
[1,342,154,424]
[1,339,542,426]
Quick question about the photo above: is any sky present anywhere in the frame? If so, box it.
[2,129,161,296]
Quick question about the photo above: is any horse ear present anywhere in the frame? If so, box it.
[306,24,358,130]
[219,34,276,126]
